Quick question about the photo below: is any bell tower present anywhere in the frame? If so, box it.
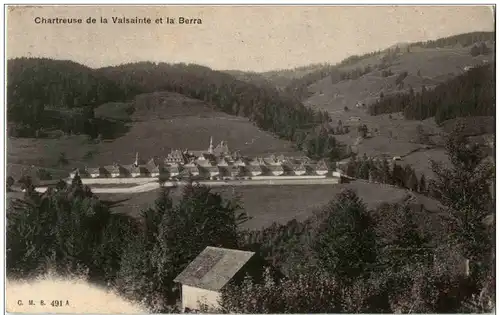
[134,152,139,167]
[208,136,214,154]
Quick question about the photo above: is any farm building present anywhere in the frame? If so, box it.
[174,247,271,313]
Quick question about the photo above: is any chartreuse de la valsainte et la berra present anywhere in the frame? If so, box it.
[34,16,203,24]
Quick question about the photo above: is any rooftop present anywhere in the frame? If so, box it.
[174,246,255,291]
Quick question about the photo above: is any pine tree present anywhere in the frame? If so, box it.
[314,190,377,283]
[429,122,494,279]
[418,174,427,193]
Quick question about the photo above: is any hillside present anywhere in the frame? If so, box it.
[281,32,496,178]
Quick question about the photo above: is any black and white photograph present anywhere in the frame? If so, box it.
[4,4,496,313]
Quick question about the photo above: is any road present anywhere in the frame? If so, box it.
[34,177,341,194]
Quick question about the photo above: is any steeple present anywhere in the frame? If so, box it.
[134,152,139,167]
[208,136,214,154]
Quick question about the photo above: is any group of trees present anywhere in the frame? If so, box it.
[7,58,138,138]
[470,42,492,57]
[344,154,426,193]
[368,64,494,124]
[6,123,495,313]
[409,31,494,49]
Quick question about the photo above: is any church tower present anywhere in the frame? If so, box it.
[134,152,139,167]
[208,136,214,154]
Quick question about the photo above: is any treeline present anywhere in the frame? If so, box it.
[7,58,139,138]
[7,123,495,313]
[409,31,494,49]
[343,154,427,193]
[368,64,495,124]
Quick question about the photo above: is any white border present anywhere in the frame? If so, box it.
[1,3,497,315]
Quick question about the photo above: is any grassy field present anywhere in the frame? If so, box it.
[96,181,440,230]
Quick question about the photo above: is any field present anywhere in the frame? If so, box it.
[97,181,440,230]
[7,91,298,181]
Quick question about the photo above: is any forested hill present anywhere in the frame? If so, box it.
[7,58,341,161]
[368,63,495,124]
[7,57,137,110]
[7,57,140,136]
[97,62,339,160]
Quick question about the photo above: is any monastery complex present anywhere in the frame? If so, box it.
[70,138,339,181]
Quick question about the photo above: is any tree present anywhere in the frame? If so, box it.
[429,122,494,280]
[418,174,427,194]
[358,124,369,138]
[115,188,174,313]
[6,176,15,191]
[314,190,378,283]
[346,155,358,177]
[380,159,392,184]
[375,199,434,272]
[58,152,69,166]
[17,175,34,192]
[407,170,419,191]
[218,268,339,313]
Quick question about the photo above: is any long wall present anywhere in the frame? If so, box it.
[35,177,341,194]
[71,175,331,185]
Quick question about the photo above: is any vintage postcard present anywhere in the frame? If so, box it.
[5,4,495,314]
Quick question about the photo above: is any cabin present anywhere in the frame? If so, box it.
[392,156,402,161]
[248,164,263,177]
[126,164,148,177]
[292,163,307,176]
[184,162,200,177]
[264,154,280,165]
[216,157,230,167]
[314,160,329,176]
[233,158,246,167]
[229,165,243,178]
[205,165,220,179]
[143,158,162,177]
[168,165,181,178]
[174,247,270,313]
[104,164,128,178]
[88,167,108,178]
[267,164,284,176]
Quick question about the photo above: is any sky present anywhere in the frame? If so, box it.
[6,5,495,72]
